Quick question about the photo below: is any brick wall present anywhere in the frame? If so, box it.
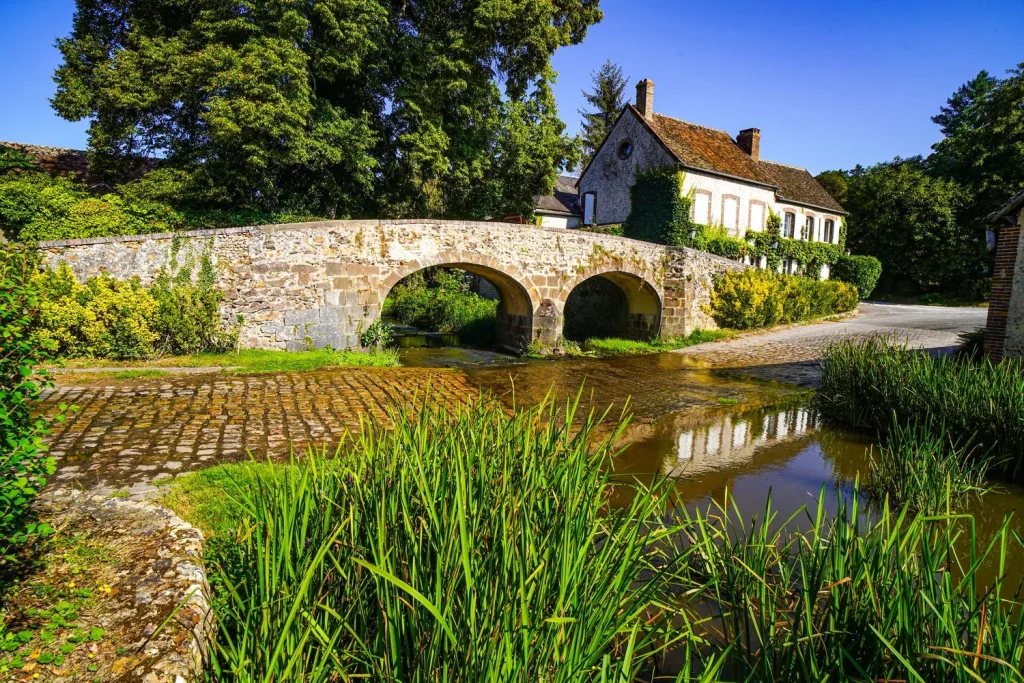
[985,221,1021,360]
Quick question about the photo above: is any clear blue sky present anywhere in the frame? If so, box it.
[3,0,1022,174]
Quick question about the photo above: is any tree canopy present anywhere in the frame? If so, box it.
[578,60,628,166]
[52,0,601,220]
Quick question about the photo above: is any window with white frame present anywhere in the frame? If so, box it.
[583,192,596,225]
[802,216,815,241]
[783,212,796,238]
[722,195,739,232]
[824,219,835,243]
[692,190,712,225]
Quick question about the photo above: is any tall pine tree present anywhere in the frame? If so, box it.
[578,60,628,166]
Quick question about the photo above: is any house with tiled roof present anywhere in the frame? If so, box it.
[575,79,847,277]
[533,175,583,228]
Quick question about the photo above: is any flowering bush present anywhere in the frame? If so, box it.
[711,268,858,330]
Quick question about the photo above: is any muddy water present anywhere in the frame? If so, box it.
[463,352,1024,567]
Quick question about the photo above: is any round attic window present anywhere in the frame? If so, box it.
[617,140,634,160]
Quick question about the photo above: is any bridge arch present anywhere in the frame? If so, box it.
[379,251,540,350]
[561,268,663,342]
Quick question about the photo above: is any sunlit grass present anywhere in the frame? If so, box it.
[583,329,732,357]
[52,348,401,373]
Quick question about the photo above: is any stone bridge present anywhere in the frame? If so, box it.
[38,220,742,351]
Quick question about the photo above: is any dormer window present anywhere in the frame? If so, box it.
[617,140,634,160]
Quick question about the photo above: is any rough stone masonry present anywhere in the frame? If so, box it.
[38,219,742,351]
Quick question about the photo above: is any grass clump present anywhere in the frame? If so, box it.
[866,421,996,511]
[583,329,731,356]
[168,395,693,681]
[678,490,1024,682]
[818,336,1024,476]
[193,348,401,373]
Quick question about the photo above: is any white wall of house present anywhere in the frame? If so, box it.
[537,213,581,229]
[682,172,777,236]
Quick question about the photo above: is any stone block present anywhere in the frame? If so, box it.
[284,308,319,325]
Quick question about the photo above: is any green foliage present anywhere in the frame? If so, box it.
[168,394,1024,682]
[0,146,39,174]
[35,259,236,360]
[579,60,629,166]
[844,159,983,296]
[621,169,694,245]
[359,319,394,349]
[814,170,849,206]
[384,269,498,346]
[0,249,64,566]
[172,395,692,681]
[867,421,994,513]
[53,0,600,220]
[831,254,883,299]
[579,223,623,237]
[710,268,859,330]
[817,336,1024,476]
[582,329,730,356]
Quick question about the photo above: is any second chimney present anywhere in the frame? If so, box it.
[737,128,761,161]
[636,79,655,120]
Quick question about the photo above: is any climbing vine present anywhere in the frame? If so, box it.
[622,169,695,246]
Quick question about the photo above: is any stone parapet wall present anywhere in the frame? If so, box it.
[38,220,743,350]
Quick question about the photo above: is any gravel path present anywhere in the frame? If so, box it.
[674,302,989,386]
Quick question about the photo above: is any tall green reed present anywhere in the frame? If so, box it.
[676,489,1024,682]
[203,394,696,682]
[817,335,1024,475]
[867,421,996,512]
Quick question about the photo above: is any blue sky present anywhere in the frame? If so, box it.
[2,0,1022,174]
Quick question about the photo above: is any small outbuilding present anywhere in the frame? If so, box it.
[986,190,1024,360]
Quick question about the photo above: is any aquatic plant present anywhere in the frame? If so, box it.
[677,489,1024,682]
[817,335,1024,475]
[192,395,694,682]
[866,420,995,512]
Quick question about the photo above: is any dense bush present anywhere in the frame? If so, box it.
[832,254,883,299]
[710,268,859,329]
[383,269,498,346]
[817,336,1024,476]
[35,258,236,360]
[0,168,322,242]
[0,250,66,567]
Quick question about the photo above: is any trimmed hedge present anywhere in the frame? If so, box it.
[710,268,859,330]
[831,254,883,299]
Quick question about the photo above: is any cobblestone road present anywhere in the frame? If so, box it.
[43,368,477,494]
[673,303,988,385]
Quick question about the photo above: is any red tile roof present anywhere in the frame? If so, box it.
[759,161,846,214]
[643,109,778,187]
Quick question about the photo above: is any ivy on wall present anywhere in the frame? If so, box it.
[622,169,694,246]
[621,173,845,278]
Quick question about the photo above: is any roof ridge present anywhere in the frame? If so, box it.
[760,159,809,172]
[651,113,732,137]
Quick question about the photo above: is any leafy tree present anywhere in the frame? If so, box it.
[52,0,601,220]
[815,170,849,206]
[578,60,628,166]
[844,159,983,295]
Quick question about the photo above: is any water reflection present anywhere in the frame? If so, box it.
[664,408,819,478]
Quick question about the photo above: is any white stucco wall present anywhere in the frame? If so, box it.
[537,214,581,230]
[682,173,777,236]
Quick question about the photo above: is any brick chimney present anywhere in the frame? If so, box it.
[737,128,761,161]
[636,79,655,120]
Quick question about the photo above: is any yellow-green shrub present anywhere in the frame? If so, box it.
[36,265,159,359]
[711,268,858,330]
